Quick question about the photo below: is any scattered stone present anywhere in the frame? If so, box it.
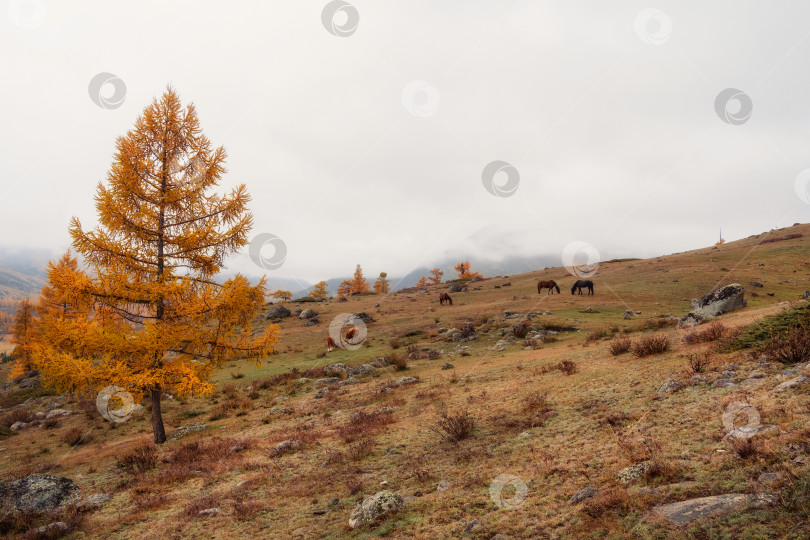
[270,406,292,415]
[198,507,221,516]
[323,363,349,377]
[33,411,45,420]
[617,461,652,485]
[78,493,112,510]
[758,472,782,486]
[167,423,208,441]
[624,310,634,320]
[10,421,29,431]
[350,364,376,377]
[725,424,777,440]
[774,376,808,393]
[748,372,766,379]
[436,480,451,493]
[464,519,481,532]
[449,284,464,293]
[313,388,329,399]
[651,493,775,526]
[371,357,389,368]
[713,379,737,389]
[338,377,359,386]
[299,309,318,319]
[0,474,80,514]
[315,377,340,387]
[392,377,418,387]
[45,409,70,419]
[441,363,454,370]
[33,522,71,536]
[657,379,682,394]
[749,282,764,288]
[678,312,705,328]
[229,445,245,453]
[274,440,302,455]
[18,378,40,389]
[569,486,598,504]
[304,318,319,327]
[348,490,405,529]
[581,307,599,313]
[691,375,710,385]
[266,305,291,320]
[349,312,375,324]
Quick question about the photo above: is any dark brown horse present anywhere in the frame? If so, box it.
[439,292,453,305]
[571,280,594,295]
[537,280,560,294]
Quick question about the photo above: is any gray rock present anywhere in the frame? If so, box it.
[338,377,360,386]
[0,474,79,514]
[651,493,775,526]
[349,312,375,324]
[617,461,652,484]
[198,507,222,516]
[569,486,598,504]
[34,411,46,419]
[691,284,746,319]
[315,377,340,387]
[167,423,208,441]
[725,424,777,440]
[299,309,318,319]
[713,379,737,389]
[774,376,808,393]
[18,377,40,389]
[33,522,71,536]
[449,284,464,293]
[313,388,329,399]
[464,518,481,532]
[348,490,405,529]
[758,472,782,486]
[350,364,376,377]
[441,363,454,370]
[748,372,766,379]
[274,440,302,454]
[371,357,389,368]
[436,480,451,493]
[77,493,112,510]
[10,421,29,431]
[691,375,710,384]
[678,312,705,328]
[266,305,291,320]
[393,377,418,387]
[657,379,682,394]
[323,363,349,377]
[269,406,292,415]
[45,408,70,419]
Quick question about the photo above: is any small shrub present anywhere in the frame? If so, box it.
[42,418,60,429]
[728,437,761,460]
[582,488,635,518]
[389,338,401,350]
[231,372,245,379]
[556,360,578,375]
[687,353,711,374]
[345,476,364,495]
[609,337,632,356]
[586,328,613,343]
[766,325,810,365]
[0,409,35,428]
[346,438,376,461]
[61,427,92,446]
[431,410,476,443]
[386,353,408,371]
[639,318,676,331]
[513,321,530,339]
[116,442,158,474]
[683,322,728,344]
[631,334,670,357]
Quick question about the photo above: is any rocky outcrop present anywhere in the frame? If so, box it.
[0,474,79,514]
[348,491,405,529]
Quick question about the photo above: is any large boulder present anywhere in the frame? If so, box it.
[299,309,318,320]
[690,284,746,319]
[651,493,775,526]
[349,312,374,324]
[0,474,79,514]
[266,306,291,320]
[348,490,405,529]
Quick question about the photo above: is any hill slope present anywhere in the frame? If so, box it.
[1,224,809,539]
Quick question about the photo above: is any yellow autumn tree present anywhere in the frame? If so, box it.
[310,281,329,300]
[337,279,353,299]
[351,264,370,295]
[455,260,482,280]
[428,268,443,285]
[30,87,279,443]
[272,290,292,301]
[373,272,390,294]
[415,276,429,288]
[9,299,37,379]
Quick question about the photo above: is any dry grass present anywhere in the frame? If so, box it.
[116,442,158,475]
[609,337,632,356]
[431,409,477,443]
[556,360,578,375]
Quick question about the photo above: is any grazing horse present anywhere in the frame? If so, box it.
[345,327,358,341]
[537,280,560,294]
[439,292,453,305]
[326,336,336,352]
[327,326,359,352]
[571,280,594,295]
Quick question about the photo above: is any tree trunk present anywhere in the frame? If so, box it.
[151,387,167,444]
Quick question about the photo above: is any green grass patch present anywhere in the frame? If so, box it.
[723,302,810,352]
[0,425,17,440]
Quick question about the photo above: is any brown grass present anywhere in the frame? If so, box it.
[556,360,578,375]
[116,442,158,475]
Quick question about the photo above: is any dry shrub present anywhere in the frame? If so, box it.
[513,321,530,339]
[687,353,711,374]
[390,338,401,350]
[556,360,578,375]
[116,442,158,474]
[639,318,676,331]
[728,437,762,460]
[183,494,220,518]
[582,488,636,518]
[232,497,265,521]
[0,409,36,427]
[683,322,728,344]
[322,448,345,467]
[61,427,92,446]
[385,353,408,371]
[337,410,395,443]
[586,328,614,343]
[503,392,555,430]
[431,409,477,443]
[346,438,376,461]
[160,437,252,482]
[631,334,670,357]
[766,325,810,364]
[345,476,364,495]
[609,337,632,356]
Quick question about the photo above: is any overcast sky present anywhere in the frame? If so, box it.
[2,1,810,284]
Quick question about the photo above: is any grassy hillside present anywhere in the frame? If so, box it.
[1,224,809,539]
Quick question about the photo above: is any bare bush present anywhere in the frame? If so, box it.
[431,410,477,443]
[609,337,632,356]
[631,334,670,357]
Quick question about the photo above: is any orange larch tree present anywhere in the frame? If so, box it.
[428,268,444,285]
[309,281,329,300]
[351,264,370,295]
[455,260,482,280]
[31,88,279,443]
[337,280,353,299]
[271,290,292,301]
[372,272,390,294]
[9,299,37,379]
[415,276,429,289]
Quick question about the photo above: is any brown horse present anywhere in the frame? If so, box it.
[537,280,560,294]
[326,336,336,352]
[327,326,359,352]
[439,292,453,305]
